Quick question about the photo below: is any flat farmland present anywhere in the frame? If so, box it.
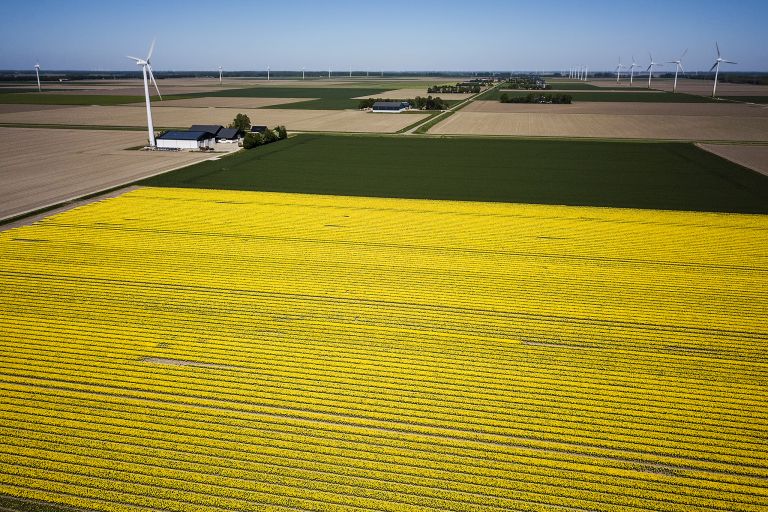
[698,143,768,177]
[0,127,221,220]
[143,134,768,213]
[0,187,766,511]
[145,97,316,109]
[649,79,768,96]
[0,105,428,133]
[353,88,475,100]
[429,110,768,142]
[463,100,768,116]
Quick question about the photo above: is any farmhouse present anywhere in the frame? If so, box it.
[156,130,215,150]
[189,125,224,137]
[216,127,244,143]
[372,101,410,113]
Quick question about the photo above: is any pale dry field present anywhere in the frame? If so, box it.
[502,88,663,93]
[0,104,82,114]
[146,97,316,109]
[588,78,768,96]
[697,143,768,177]
[353,88,475,100]
[0,127,223,220]
[463,100,768,117]
[429,111,768,141]
[0,105,428,133]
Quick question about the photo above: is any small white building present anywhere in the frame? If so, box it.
[156,130,215,150]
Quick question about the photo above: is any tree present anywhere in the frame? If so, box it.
[261,128,278,144]
[230,113,251,131]
[275,125,287,140]
[242,132,262,149]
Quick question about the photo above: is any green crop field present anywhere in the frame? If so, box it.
[484,89,715,102]
[142,134,768,213]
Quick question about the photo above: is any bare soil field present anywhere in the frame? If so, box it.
[353,88,474,100]
[0,127,224,220]
[588,78,768,96]
[0,105,428,133]
[146,97,316,108]
[698,143,768,177]
[428,111,768,141]
[463,100,768,117]
[0,104,82,114]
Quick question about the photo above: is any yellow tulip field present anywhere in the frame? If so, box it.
[0,187,766,511]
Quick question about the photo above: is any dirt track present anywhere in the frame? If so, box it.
[697,144,768,177]
[428,111,768,141]
[0,105,428,133]
[0,127,223,220]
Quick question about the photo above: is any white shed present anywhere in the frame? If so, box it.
[156,130,215,150]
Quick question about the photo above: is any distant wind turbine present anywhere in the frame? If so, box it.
[218,66,222,85]
[646,53,662,89]
[267,66,270,81]
[583,66,588,81]
[710,42,736,97]
[34,62,41,92]
[302,67,305,80]
[127,39,162,148]
[615,58,625,84]
[629,56,640,87]
[667,49,687,93]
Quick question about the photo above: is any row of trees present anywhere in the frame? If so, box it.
[500,93,572,104]
[243,126,287,149]
[358,96,450,111]
[501,77,549,90]
[229,114,288,150]
[427,84,481,94]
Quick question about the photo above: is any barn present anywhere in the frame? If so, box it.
[156,131,216,150]
[216,127,244,143]
[372,101,410,113]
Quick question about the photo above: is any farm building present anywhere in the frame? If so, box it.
[372,101,410,113]
[189,125,224,137]
[156,131,215,150]
[216,127,244,142]
[250,125,268,133]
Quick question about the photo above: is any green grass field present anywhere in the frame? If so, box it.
[141,134,768,213]
[484,89,715,102]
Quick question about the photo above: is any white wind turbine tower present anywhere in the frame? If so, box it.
[218,66,222,85]
[615,58,624,84]
[302,67,305,80]
[34,62,41,92]
[629,56,640,87]
[667,49,687,93]
[267,66,270,81]
[646,53,662,89]
[710,42,736,97]
[127,39,163,148]
[583,66,588,81]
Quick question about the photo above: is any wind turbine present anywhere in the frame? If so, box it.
[127,39,162,148]
[615,58,624,84]
[710,42,736,97]
[267,66,270,81]
[583,66,588,81]
[629,56,640,87]
[646,53,662,89]
[34,62,41,92]
[667,49,687,93]
[302,67,305,80]
[328,67,331,79]
[218,66,222,85]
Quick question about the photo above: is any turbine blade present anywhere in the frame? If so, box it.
[646,64,652,71]
[724,60,737,64]
[126,55,142,62]
[679,63,685,73]
[146,38,156,61]
[716,41,721,58]
[681,48,688,59]
[147,64,162,100]
[709,62,718,72]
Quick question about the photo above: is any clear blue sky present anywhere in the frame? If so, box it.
[1,0,766,72]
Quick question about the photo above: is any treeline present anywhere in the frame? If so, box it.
[359,96,450,110]
[500,93,572,104]
[243,126,287,149]
[427,84,481,94]
[501,77,549,90]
